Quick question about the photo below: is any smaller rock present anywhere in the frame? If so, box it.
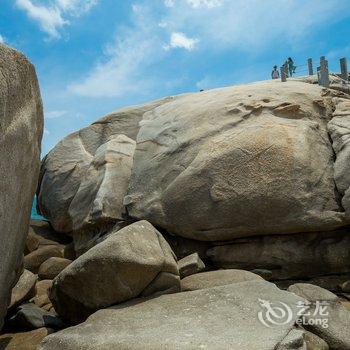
[251,269,273,281]
[276,329,305,350]
[24,246,64,273]
[50,221,180,324]
[181,269,262,291]
[288,283,338,302]
[340,280,350,293]
[9,270,37,309]
[31,280,52,310]
[25,220,69,256]
[178,253,205,278]
[0,328,54,350]
[7,303,65,331]
[303,330,329,350]
[38,258,71,280]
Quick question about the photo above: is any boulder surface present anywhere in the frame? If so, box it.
[50,221,180,323]
[125,81,346,241]
[0,44,43,328]
[181,269,262,291]
[207,229,350,279]
[37,97,173,234]
[39,280,303,350]
[288,283,350,350]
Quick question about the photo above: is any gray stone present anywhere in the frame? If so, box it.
[125,81,345,241]
[276,329,306,350]
[288,283,350,350]
[340,280,350,293]
[9,270,37,310]
[50,221,180,323]
[37,97,173,234]
[7,303,65,331]
[181,269,262,291]
[178,253,205,278]
[207,230,350,280]
[38,280,304,350]
[38,257,71,280]
[276,274,350,292]
[0,44,43,329]
[24,245,64,274]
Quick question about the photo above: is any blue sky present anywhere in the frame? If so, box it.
[1,0,350,155]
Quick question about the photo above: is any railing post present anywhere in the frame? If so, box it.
[280,64,287,82]
[319,56,330,87]
[340,57,348,83]
[307,58,313,75]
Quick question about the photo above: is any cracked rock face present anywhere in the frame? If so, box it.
[37,97,173,234]
[49,221,180,324]
[126,81,347,241]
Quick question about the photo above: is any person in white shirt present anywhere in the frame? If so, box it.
[271,65,280,79]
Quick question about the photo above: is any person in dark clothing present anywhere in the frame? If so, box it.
[288,57,296,77]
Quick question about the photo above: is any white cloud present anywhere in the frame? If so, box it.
[44,128,50,135]
[0,34,4,43]
[167,32,198,51]
[164,0,175,7]
[46,110,68,119]
[15,0,98,39]
[160,0,348,50]
[68,0,349,98]
[186,0,223,8]
[69,5,163,98]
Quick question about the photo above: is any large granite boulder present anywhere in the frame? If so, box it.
[50,221,180,323]
[39,280,304,350]
[0,44,43,329]
[125,81,346,241]
[207,229,350,280]
[37,97,173,234]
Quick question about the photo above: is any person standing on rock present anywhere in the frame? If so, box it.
[271,65,280,79]
[288,57,296,77]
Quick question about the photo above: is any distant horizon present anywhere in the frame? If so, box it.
[2,0,350,155]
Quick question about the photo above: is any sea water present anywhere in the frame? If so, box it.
[31,196,46,220]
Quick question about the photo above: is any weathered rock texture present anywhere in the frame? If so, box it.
[180,269,262,291]
[50,221,180,323]
[8,270,37,310]
[288,283,350,349]
[207,229,350,280]
[0,327,53,350]
[39,280,303,350]
[178,253,205,278]
[0,44,43,329]
[37,97,173,235]
[125,81,347,241]
[327,97,350,216]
